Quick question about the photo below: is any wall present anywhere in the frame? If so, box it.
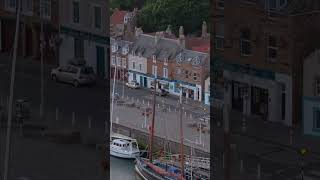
[112,123,210,157]
[303,98,320,136]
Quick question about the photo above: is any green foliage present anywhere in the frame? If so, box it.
[110,0,146,11]
[137,0,210,36]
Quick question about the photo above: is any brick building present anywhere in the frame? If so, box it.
[0,0,60,64]
[212,0,320,127]
[110,8,138,40]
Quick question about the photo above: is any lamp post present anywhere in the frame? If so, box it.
[3,1,21,179]
[223,79,231,180]
[39,0,45,122]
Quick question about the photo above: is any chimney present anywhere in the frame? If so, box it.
[202,21,208,39]
[135,27,143,37]
[166,25,172,35]
[179,26,185,48]
[155,31,163,44]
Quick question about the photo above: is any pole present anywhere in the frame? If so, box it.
[3,0,21,179]
[40,0,45,122]
[110,62,117,137]
[224,81,231,180]
[149,77,156,162]
[179,88,185,177]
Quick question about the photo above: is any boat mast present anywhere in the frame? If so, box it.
[149,77,157,162]
[179,88,185,177]
[110,60,117,138]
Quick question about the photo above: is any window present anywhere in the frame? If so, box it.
[139,64,142,71]
[215,23,224,49]
[217,0,224,9]
[111,56,116,65]
[122,58,126,68]
[132,62,135,69]
[163,68,168,78]
[152,65,157,76]
[267,35,278,62]
[41,0,51,18]
[185,70,189,78]
[153,55,156,63]
[73,1,80,23]
[6,0,16,9]
[122,47,128,54]
[22,0,33,14]
[313,108,320,130]
[164,58,168,64]
[176,68,181,74]
[74,38,84,58]
[315,78,320,96]
[116,57,121,66]
[267,0,287,10]
[193,72,197,81]
[240,29,251,56]
[94,6,102,29]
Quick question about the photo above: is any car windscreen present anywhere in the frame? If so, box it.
[80,67,94,74]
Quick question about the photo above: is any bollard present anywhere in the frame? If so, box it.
[189,113,192,119]
[257,163,261,180]
[148,101,150,107]
[88,116,92,129]
[116,117,119,124]
[157,104,160,108]
[71,112,75,128]
[240,159,244,173]
[142,99,145,104]
[55,107,59,121]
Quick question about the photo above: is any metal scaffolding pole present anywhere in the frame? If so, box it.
[3,0,21,179]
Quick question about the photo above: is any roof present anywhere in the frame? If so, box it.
[185,37,210,50]
[131,34,182,61]
[175,49,208,66]
[111,37,133,54]
[111,132,136,141]
[111,9,128,25]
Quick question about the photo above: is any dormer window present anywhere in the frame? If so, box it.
[122,46,128,54]
[192,56,201,65]
[153,55,156,63]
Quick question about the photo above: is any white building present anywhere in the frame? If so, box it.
[59,0,108,79]
[303,50,320,136]
[127,51,148,86]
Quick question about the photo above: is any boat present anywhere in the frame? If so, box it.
[134,78,187,180]
[109,60,140,159]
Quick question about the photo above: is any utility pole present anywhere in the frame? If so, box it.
[179,87,185,178]
[224,81,231,180]
[40,0,45,122]
[3,0,21,179]
[110,62,117,136]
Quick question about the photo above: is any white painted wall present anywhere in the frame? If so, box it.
[128,54,147,74]
[59,34,74,66]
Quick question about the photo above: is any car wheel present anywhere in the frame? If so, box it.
[52,75,57,82]
[73,80,79,87]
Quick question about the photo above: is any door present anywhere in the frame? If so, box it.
[144,77,147,87]
[96,46,105,78]
[140,76,143,86]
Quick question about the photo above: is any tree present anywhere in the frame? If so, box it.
[137,0,210,36]
[110,0,146,11]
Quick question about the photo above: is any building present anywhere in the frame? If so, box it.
[110,8,137,39]
[59,0,108,79]
[303,50,320,136]
[110,37,132,81]
[128,26,209,102]
[0,0,60,64]
[204,77,210,105]
[212,0,320,127]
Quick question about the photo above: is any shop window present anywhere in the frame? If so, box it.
[315,78,320,96]
[313,108,320,130]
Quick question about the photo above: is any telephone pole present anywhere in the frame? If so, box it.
[3,0,21,179]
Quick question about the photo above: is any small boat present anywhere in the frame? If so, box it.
[110,136,140,159]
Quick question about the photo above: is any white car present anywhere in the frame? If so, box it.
[126,81,140,89]
[51,65,96,87]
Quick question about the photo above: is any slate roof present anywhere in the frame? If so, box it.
[130,34,209,66]
[111,37,133,54]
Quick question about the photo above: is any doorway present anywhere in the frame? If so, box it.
[96,46,105,78]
